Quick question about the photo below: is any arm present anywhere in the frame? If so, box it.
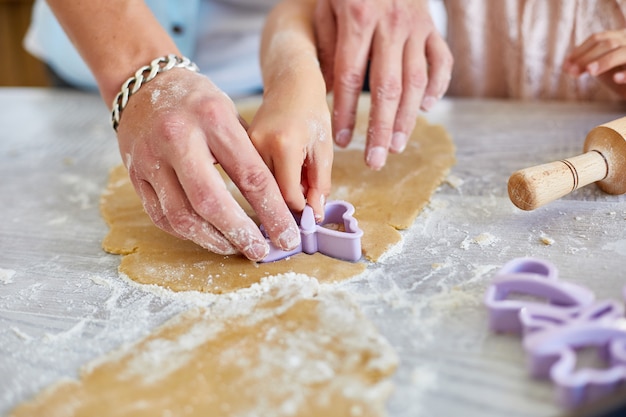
[248,0,334,221]
[45,0,301,261]
[314,0,453,170]
[563,30,626,99]
[45,0,179,104]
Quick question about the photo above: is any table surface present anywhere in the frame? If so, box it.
[2,88,626,417]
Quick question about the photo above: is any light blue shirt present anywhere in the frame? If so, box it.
[25,0,274,97]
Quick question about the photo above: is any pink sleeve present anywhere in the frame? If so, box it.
[443,0,626,101]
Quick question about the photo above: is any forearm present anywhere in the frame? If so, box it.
[260,0,324,94]
[45,0,181,104]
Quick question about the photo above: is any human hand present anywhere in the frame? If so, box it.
[563,30,626,98]
[115,69,301,261]
[247,72,333,222]
[314,0,453,170]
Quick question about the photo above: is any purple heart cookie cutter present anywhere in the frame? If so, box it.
[260,200,363,263]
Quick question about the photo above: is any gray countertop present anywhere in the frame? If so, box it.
[2,88,626,417]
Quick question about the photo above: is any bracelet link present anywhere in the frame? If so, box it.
[111,54,199,131]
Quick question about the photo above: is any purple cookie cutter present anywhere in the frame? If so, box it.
[484,257,626,408]
[484,257,594,334]
[522,300,626,408]
[260,200,363,263]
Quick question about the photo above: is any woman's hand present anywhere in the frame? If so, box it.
[314,0,453,170]
[116,69,301,261]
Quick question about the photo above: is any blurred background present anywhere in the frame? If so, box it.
[0,0,447,88]
[1,0,48,86]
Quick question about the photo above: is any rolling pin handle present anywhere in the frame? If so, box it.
[508,151,609,211]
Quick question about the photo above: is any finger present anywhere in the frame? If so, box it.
[365,24,405,169]
[563,36,601,75]
[389,35,427,154]
[587,47,626,76]
[172,154,274,261]
[565,31,626,75]
[421,31,452,111]
[152,166,239,255]
[314,0,338,89]
[152,113,272,260]
[614,69,626,84]
[237,113,249,131]
[196,114,301,255]
[302,150,333,223]
[270,144,307,213]
[567,34,606,63]
[129,172,186,241]
[331,4,376,148]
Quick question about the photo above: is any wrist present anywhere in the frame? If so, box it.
[110,54,199,131]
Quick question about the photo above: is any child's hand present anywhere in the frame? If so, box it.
[563,30,626,97]
[247,72,333,223]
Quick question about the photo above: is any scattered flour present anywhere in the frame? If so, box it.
[460,232,499,250]
[0,269,16,284]
[444,174,464,189]
[10,327,31,341]
[602,240,626,256]
[376,237,405,263]
[539,232,555,246]
[46,216,68,226]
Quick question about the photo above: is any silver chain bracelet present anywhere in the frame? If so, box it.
[110,54,199,131]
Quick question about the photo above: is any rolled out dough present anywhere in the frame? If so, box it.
[100,94,456,293]
[9,276,399,417]
[9,95,454,416]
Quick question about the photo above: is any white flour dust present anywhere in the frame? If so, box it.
[0,268,16,284]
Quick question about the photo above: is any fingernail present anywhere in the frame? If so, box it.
[615,72,626,83]
[390,132,408,153]
[421,95,437,112]
[278,225,301,250]
[315,195,326,223]
[587,62,599,75]
[249,242,269,261]
[366,146,387,170]
[335,129,352,147]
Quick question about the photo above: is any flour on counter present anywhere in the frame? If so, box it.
[376,237,405,263]
[460,233,499,250]
[539,232,555,246]
[10,327,32,342]
[0,269,16,284]
[602,239,626,256]
[11,275,398,417]
[43,319,87,343]
[46,216,68,226]
[59,173,101,210]
[444,174,464,189]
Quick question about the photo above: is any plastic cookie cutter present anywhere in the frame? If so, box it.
[484,257,595,334]
[521,300,626,408]
[260,200,363,263]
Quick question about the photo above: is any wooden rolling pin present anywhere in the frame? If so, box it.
[508,116,626,210]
